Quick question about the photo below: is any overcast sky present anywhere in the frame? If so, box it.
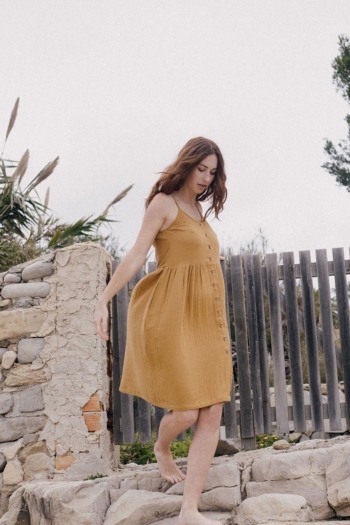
[1,0,350,264]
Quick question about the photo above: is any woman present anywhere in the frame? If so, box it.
[94,137,232,525]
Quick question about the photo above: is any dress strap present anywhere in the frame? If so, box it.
[170,194,180,208]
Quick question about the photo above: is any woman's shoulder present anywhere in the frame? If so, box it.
[146,192,176,217]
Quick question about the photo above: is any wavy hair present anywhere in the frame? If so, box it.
[145,137,227,219]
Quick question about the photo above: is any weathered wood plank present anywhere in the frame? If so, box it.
[253,254,272,434]
[263,259,350,280]
[316,249,342,431]
[333,247,350,428]
[230,255,255,447]
[116,265,135,443]
[265,253,289,434]
[138,397,152,442]
[222,260,238,439]
[154,406,167,435]
[282,252,306,432]
[244,254,264,434]
[112,260,123,445]
[299,250,324,431]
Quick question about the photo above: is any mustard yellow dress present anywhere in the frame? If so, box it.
[119,196,233,410]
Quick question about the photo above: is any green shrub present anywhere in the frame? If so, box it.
[120,431,192,465]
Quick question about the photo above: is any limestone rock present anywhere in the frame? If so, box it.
[3,274,21,284]
[0,486,28,524]
[2,459,24,485]
[326,439,350,516]
[289,432,303,442]
[0,308,47,340]
[215,438,241,456]
[22,261,54,281]
[0,452,6,472]
[0,393,13,414]
[0,299,11,308]
[199,486,241,511]
[105,490,168,525]
[0,439,23,460]
[147,513,232,525]
[64,454,111,481]
[23,452,51,481]
[124,494,183,525]
[19,385,44,412]
[18,338,45,363]
[4,364,48,387]
[1,351,17,370]
[0,416,46,443]
[246,475,334,520]
[120,478,138,489]
[273,439,290,450]
[0,348,7,361]
[22,433,40,446]
[1,282,50,300]
[17,440,49,463]
[233,493,311,525]
[167,462,240,496]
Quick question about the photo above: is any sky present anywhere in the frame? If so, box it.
[1,0,350,265]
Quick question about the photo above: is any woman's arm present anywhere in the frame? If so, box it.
[93,193,172,340]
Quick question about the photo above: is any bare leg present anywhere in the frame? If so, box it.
[178,403,223,525]
[154,409,198,484]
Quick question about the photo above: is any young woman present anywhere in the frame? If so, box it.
[94,137,233,525]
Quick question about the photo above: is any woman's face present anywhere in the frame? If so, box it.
[187,154,218,194]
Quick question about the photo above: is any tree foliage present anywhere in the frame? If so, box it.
[0,98,132,271]
[323,35,350,191]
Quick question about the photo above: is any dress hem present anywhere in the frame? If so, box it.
[119,387,231,411]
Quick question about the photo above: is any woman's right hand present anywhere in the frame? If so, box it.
[94,301,109,341]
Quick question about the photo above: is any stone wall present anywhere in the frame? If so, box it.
[0,242,118,516]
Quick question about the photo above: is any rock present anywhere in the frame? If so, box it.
[0,416,46,443]
[0,299,11,308]
[12,297,40,309]
[167,462,240,495]
[124,494,183,525]
[0,308,47,339]
[22,433,40,446]
[4,364,48,387]
[325,439,350,516]
[120,478,138,489]
[0,486,28,525]
[1,351,17,370]
[0,439,23,460]
[23,452,51,481]
[3,274,21,283]
[199,486,241,511]
[273,439,290,450]
[0,393,13,414]
[215,439,241,456]
[233,493,311,525]
[148,512,232,525]
[19,385,44,412]
[22,261,54,281]
[1,283,50,300]
[0,452,6,472]
[246,476,334,520]
[3,479,110,525]
[18,338,45,363]
[17,440,49,463]
[289,432,303,442]
[64,454,111,480]
[138,477,163,492]
[104,490,168,525]
[0,348,7,361]
[300,433,310,442]
[2,459,24,485]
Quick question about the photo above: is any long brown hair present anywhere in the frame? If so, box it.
[145,137,227,219]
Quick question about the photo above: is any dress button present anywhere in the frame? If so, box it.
[205,233,209,237]
[208,245,212,249]
[217,310,222,314]
[226,350,229,354]
[209,257,213,261]
[215,297,220,301]
[220,324,224,328]
[211,270,215,274]
[223,337,227,341]
[213,284,218,288]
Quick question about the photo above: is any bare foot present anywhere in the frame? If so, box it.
[154,441,186,484]
[178,509,222,525]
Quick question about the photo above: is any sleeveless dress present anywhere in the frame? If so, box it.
[119,196,233,411]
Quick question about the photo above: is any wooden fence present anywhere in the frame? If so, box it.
[111,248,350,450]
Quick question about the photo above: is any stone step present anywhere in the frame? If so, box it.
[149,511,232,525]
